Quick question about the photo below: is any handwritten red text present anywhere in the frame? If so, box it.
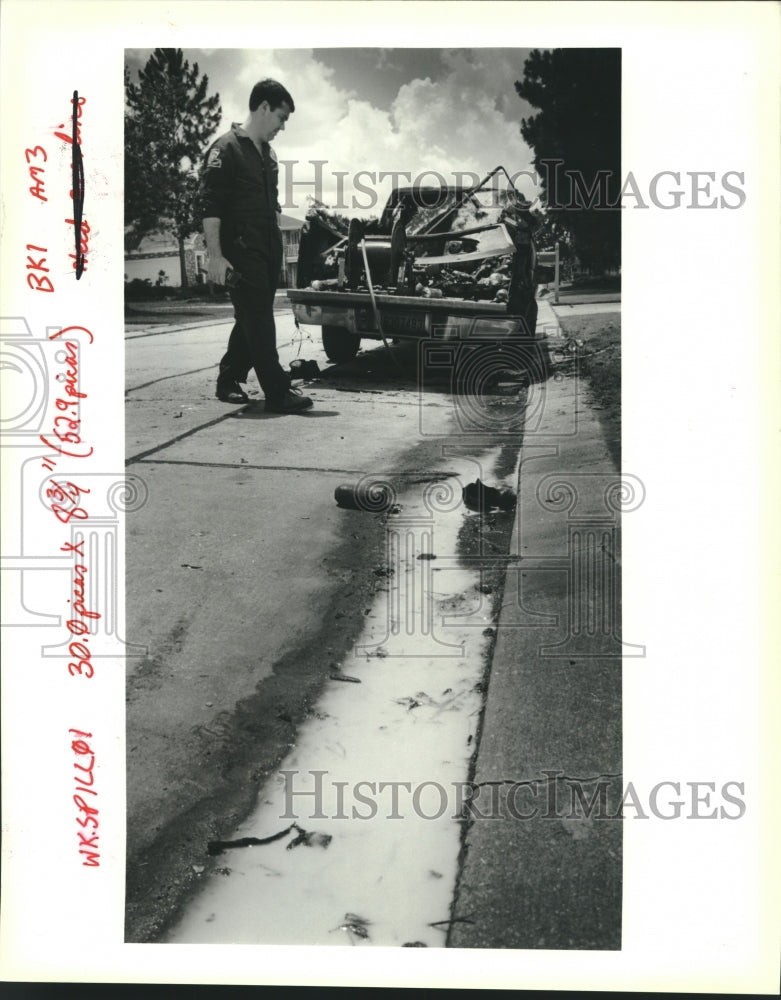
[70,729,100,866]
[25,145,47,202]
[60,538,100,679]
[39,328,94,461]
[26,242,53,294]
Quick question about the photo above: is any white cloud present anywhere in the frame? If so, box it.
[188,47,537,219]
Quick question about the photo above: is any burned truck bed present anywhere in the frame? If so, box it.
[287,167,543,363]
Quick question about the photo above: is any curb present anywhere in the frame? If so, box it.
[449,345,624,949]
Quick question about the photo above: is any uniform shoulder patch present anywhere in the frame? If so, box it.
[206,146,222,169]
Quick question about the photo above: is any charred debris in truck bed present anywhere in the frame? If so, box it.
[296,167,543,313]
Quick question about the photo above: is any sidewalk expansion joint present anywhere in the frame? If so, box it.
[134,458,466,477]
[135,458,375,475]
[125,412,238,466]
[126,364,218,394]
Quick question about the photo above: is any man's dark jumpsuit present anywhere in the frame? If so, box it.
[199,123,290,401]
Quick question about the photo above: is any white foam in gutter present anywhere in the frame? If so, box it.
[166,452,509,947]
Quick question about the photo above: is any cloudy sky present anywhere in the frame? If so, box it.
[125,47,539,218]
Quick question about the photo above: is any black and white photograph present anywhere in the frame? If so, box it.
[1,1,779,992]
[122,43,624,950]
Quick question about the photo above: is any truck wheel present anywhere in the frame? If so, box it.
[322,325,361,363]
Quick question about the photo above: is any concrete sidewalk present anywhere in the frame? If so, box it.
[450,298,625,949]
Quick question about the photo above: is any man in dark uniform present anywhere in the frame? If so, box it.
[199,79,313,413]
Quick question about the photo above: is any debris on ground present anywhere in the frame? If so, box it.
[462,478,516,512]
[329,672,362,684]
[207,823,331,856]
[286,827,333,850]
[429,917,476,928]
[334,482,395,511]
[394,690,461,714]
[289,359,321,380]
[331,912,371,943]
[395,695,425,711]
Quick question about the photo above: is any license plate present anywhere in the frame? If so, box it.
[356,307,428,336]
[385,311,426,335]
[361,312,426,334]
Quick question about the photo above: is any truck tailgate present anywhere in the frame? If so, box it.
[287,289,509,315]
[285,288,537,341]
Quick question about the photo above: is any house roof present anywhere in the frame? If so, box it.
[279,213,304,231]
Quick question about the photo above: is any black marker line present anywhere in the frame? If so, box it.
[71,90,85,280]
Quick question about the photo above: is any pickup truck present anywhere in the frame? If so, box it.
[287,167,542,363]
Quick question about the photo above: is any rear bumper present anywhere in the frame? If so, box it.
[287,289,539,342]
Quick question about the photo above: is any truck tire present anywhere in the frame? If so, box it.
[322,325,361,363]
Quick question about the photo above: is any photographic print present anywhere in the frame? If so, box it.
[1,2,779,992]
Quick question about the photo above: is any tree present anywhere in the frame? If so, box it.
[516,49,621,272]
[125,49,221,287]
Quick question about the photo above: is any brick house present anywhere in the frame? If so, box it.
[124,213,304,288]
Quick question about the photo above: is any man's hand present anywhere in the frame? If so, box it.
[202,217,230,285]
[207,255,232,286]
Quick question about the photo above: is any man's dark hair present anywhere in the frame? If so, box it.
[249,79,295,113]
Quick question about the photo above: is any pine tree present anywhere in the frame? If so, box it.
[516,49,621,273]
[125,49,222,287]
